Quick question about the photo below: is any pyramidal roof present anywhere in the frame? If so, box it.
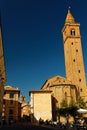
[65,7,75,24]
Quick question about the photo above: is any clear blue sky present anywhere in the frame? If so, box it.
[0,0,87,102]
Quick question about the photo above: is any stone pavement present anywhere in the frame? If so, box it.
[0,123,75,130]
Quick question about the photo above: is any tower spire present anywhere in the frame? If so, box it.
[65,6,75,23]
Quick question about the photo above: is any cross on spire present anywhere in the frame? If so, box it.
[68,6,71,13]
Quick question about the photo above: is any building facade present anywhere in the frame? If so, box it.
[0,18,6,124]
[20,95,31,120]
[29,90,52,123]
[62,8,87,100]
[41,75,77,121]
[29,8,87,122]
[3,86,20,124]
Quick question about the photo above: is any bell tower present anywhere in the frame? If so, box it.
[62,7,87,99]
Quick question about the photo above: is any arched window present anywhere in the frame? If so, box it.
[71,29,75,36]
[65,92,67,102]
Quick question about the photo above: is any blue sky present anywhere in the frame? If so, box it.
[0,0,87,102]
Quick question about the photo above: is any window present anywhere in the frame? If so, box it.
[9,93,14,98]
[3,100,5,105]
[80,88,83,92]
[79,78,81,82]
[71,29,75,36]
[10,100,13,104]
[76,49,78,52]
[4,91,6,95]
[73,59,75,62]
[65,92,67,102]
[9,109,13,115]
[78,70,80,73]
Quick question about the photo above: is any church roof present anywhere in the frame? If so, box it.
[41,75,75,89]
[65,7,75,24]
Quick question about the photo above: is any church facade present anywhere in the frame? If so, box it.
[29,8,87,123]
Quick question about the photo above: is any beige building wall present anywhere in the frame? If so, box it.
[20,95,31,118]
[29,90,52,122]
[62,8,87,100]
[21,103,31,118]
[0,22,6,123]
[41,76,77,107]
[3,86,20,124]
[41,75,77,120]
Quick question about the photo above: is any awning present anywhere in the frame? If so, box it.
[77,108,87,113]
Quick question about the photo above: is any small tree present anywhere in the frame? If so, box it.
[69,101,78,123]
[56,99,70,123]
[56,99,78,123]
[60,99,68,108]
[56,97,87,124]
[77,96,87,109]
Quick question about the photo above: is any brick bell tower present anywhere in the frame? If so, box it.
[62,7,87,100]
